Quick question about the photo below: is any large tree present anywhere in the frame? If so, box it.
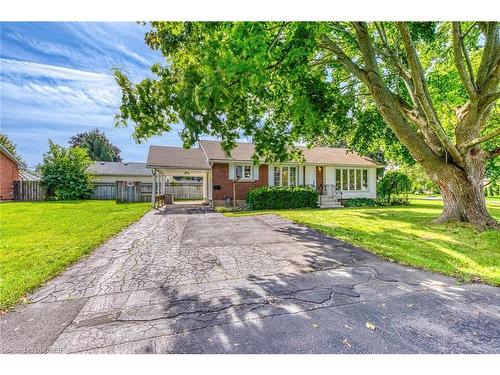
[115,22,499,230]
[69,128,122,162]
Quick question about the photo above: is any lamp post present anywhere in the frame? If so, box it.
[233,174,241,207]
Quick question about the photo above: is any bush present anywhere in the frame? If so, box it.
[40,140,94,200]
[377,171,412,205]
[247,186,319,210]
[344,198,378,207]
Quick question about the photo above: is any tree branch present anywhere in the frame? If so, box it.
[318,36,369,85]
[397,22,465,167]
[452,22,477,98]
[487,148,500,159]
[476,22,499,89]
[461,128,500,151]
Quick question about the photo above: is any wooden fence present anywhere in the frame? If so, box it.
[13,181,48,201]
[92,182,203,202]
[92,183,116,200]
[164,184,203,200]
[116,181,142,203]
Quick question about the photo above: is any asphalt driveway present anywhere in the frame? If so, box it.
[1,206,499,353]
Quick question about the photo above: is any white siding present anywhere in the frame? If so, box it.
[298,165,304,185]
[305,166,316,187]
[268,164,274,186]
[92,175,152,184]
[253,164,259,180]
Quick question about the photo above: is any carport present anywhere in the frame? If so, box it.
[146,145,212,207]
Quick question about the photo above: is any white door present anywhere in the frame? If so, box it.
[325,166,336,196]
[305,166,316,187]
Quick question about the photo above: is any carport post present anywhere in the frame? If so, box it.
[151,170,156,207]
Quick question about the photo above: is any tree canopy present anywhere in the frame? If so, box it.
[115,22,499,229]
[69,128,122,162]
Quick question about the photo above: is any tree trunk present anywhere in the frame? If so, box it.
[429,162,498,231]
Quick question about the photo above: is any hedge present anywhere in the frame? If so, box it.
[246,186,319,210]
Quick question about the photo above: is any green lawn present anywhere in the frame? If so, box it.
[224,200,500,285]
[0,200,150,309]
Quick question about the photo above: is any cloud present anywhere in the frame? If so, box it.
[0,22,179,168]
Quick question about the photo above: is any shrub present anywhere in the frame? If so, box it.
[344,198,378,207]
[247,186,319,210]
[377,171,412,205]
[40,140,94,200]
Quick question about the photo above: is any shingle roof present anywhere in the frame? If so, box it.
[146,146,211,170]
[88,162,151,176]
[199,140,381,167]
[298,147,381,167]
[199,140,257,161]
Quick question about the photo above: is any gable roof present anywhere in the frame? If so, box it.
[199,140,381,167]
[0,144,23,167]
[88,162,151,176]
[147,146,211,170]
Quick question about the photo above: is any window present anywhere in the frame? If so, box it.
[349,169,355,190]
[274,167,280,186]
[336,168,369,191]
[274,165,298,186]
[235,165,243,179]
[336,169,341,190]
[235,164,253,180]
[356,169,361,190]
[281,167,288,186]
[290,166,297,186]
[244,165,252,179]
[362,169,368,190]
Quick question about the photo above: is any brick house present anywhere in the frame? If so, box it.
[0,144,23,201]
[146,140,383,207]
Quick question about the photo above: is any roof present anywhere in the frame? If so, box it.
[298,147,381,167]
[19,169,41,181]
[199,140,381,167]
[88,162,152,176]
[0,144,23,167]
[199,140,257,161]
[146,146,211,170]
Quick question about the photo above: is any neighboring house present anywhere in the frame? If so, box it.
[147,140,383,207]
[88,162,152,183]
[19,169,41,181]
[0,144,23,201]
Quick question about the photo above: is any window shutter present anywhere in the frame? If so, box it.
[228,163,235,180]
[253,164,259,180]
[268,164,274,186]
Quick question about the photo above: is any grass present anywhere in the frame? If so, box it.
[0,200,150,309]
[224,200,500,286]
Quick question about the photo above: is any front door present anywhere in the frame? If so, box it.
[325,166,335,196]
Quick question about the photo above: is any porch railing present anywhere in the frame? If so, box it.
[321,184,342,200]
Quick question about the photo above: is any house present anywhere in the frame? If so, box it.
[88,162,152,184]
[146,140,383,207]
[0,144,23,201]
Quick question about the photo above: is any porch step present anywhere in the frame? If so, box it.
[319,195,342,208]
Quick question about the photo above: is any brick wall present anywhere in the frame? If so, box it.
[0,151,20,200]
[212,163,268,205]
